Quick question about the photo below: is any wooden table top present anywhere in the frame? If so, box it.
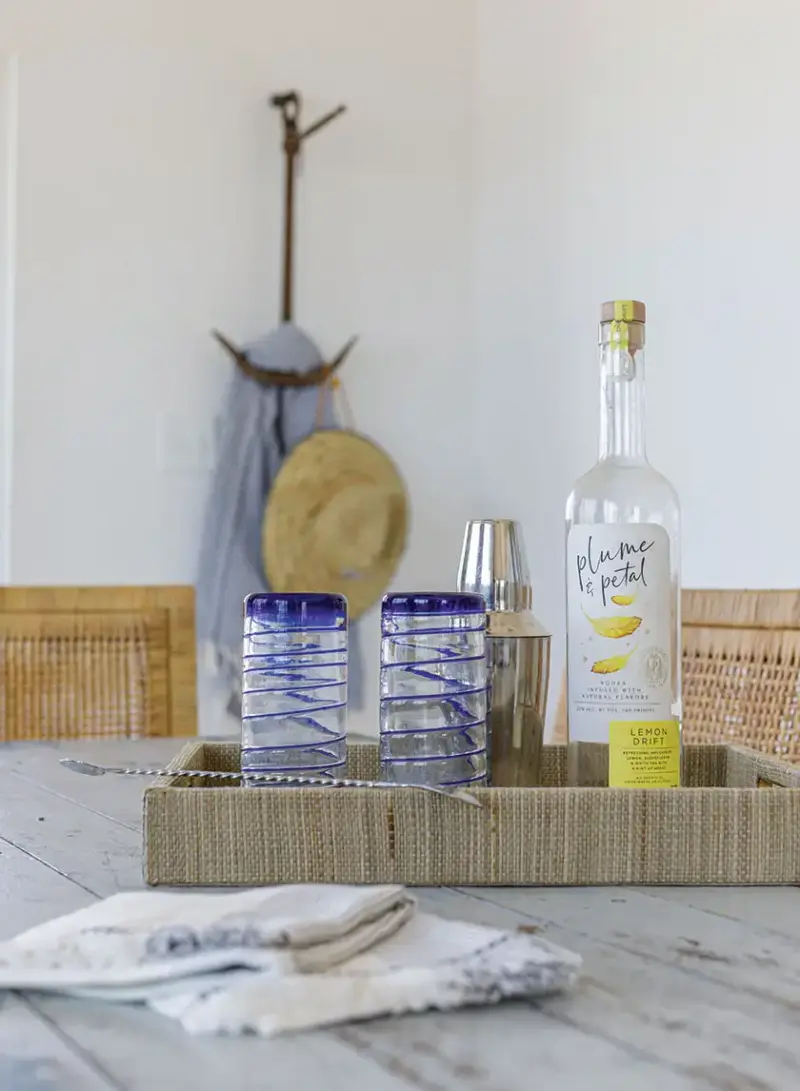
[0,736,798,1091]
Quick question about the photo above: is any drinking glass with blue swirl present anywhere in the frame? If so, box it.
[379,592,488,787]
[241,592,348,784]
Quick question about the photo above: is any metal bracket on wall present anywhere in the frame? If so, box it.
[212,90,357,389]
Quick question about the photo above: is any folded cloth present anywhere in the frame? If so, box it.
[0,885,581,1037]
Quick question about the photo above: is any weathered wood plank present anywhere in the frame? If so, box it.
[0,995,119,1090]
[330,888,755,1091]
[337,1006,709,1091]
[456,886,800,1009]
[0,837,92,941]
[0,810,128,1087]
[0,739,180,830]
[32,996,419,1091]
[438,887,800,1089]
[9,771,144,833]
[637,885,800,940]
[0,770,143,896]
[0,735,376,830]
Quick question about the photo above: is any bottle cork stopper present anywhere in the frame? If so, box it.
[601,300,646,324]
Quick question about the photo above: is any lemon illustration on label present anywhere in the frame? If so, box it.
[582,609,642,639]
[610,594,635,606]
[591,649,635,675]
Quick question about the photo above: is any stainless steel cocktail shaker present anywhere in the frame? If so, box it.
[457,519,551,787]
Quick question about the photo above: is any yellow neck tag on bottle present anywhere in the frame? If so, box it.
[609,319,630,350]
[613,301,637,321]
[608,720,681,788]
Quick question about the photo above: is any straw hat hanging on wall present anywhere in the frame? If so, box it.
[262,426,408,619]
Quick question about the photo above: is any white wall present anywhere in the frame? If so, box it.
[475,0,800,723]
[0,56,16,582]
[0,2,475,732]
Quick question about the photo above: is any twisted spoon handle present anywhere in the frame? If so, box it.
[59,760,482,808]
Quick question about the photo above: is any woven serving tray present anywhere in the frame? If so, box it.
[143,741,800,887]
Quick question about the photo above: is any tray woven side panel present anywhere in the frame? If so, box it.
[144,743,800,887]
[725,745,800,788]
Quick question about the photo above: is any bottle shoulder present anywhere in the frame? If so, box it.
[568,458,678,494]
[566,459,680,530]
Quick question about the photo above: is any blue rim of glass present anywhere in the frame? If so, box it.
[381,592,486,618]
[244,592,347,631]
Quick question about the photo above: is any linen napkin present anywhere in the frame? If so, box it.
[0,885,581,1037]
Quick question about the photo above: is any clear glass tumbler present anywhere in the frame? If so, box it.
[241,592,348,784]
[379,592,487,787]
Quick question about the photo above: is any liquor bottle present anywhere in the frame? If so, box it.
[565,301,681,787]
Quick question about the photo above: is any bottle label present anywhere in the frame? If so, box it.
[608,720,681,788]
[566,524,675,770]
